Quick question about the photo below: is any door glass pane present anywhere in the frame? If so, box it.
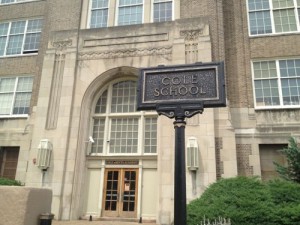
[110,118,138,153]
[105,171,119,211]
[122,171,136,212]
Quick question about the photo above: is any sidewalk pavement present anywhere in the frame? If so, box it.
[52,220,158,225]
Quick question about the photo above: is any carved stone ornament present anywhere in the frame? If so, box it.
[51,39,72,51]
[79,46,172,60]
[180,30,203,41]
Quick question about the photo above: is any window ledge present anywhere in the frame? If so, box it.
[249,31,300,38]
[0,115,29,119]
[255,106,300,110]
[0,53,38,59]
[0,0,43,6]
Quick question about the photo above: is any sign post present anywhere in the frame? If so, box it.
[137,62,226,225]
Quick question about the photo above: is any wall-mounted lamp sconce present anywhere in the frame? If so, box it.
[36,139,52,171]
[187,137,199,171]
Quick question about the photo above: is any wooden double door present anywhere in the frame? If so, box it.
[102,168,138,218]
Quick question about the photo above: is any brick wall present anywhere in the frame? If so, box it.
[215,137,224,180]
[236,144,253,176]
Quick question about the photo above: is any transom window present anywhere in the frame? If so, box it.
[252,58,300,108]
[88,0,174,28]
[91,80,157,155]
[0,76,33,116]
[0,18,43,57]
[247,0,300,35]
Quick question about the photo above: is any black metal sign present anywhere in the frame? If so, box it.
[137,62,226,110]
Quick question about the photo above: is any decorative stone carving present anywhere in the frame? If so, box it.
[46,40,71,129]
[180,29,203,42]
[51,39,72,52]
[180,30,203,64]
[78,46,172,60]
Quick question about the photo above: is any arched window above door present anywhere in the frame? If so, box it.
[91,79,157,155]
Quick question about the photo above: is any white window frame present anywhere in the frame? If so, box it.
[251,58,300,109]
[0,76,34,118]
[0,18,42,58]
[151,0,174,23]
[0,0,39,5]
[247,0,300,36]
[90,78,157,156]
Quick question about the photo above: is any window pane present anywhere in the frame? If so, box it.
[0,77,15,92]
[27,19,43,32]
[254,79,280,106]
[119,0,143,6]
[279,59,300,77]
[0,23,9,36]
[0,93,13,115]
[253,61,277,79]
[10,21,26,34]
[92,0,108,9]
[90,9,108,28]
[6,34,23,55]
[248,0,270,11]
[95,90,107,113]
[111,81,137,113]
[153,1,172,22]
[91,118,105,153]
[273,9,297,32]
[13,92,31,114]
[281,78,300,105]
[272,0,294,8]
[118,3,143,25]
[0,37,7,56]
[23,33,40,51]
[249,11,272,34]
[144,117,157,154]
[1,0,15,4]
[110,118,139,154]
[17,77,33,92]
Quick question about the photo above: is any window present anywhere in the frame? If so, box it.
[0,147,19,180]
[90,0,109,28]
[247,0,300,35]
[0,76,33,116]
[0,18,42,57]
[117,0,143,25]
[91,80,157,155]
[252,58,300,108]
[88,0,176,28]
[153,0,173,22]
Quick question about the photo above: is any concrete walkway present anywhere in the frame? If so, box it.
[52,220,157,225]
